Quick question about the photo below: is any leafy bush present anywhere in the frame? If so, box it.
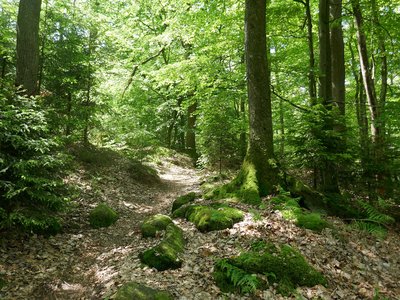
[0,93,69,234]
[89,203,118,228]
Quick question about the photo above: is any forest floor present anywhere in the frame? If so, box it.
[0,147,399,300]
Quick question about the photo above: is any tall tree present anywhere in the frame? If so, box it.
[330,0,345,115]
[15,0,42,96]
[318,0,339,193]
[351,0,380,142]
[242,0,277,200]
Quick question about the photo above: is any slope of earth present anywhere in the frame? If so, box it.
[0,146,399,300]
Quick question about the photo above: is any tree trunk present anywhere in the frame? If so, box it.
[330,0,345,115]
[351,0,380,142]
[318,0,339,194]
[244,0,277,198]
[318,0,332,106]
[15,0,42,96]
[185,101,197,161]
[305,0,317,104]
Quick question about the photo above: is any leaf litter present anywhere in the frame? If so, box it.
[0,152,399,299]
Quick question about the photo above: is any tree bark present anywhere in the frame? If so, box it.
[305,0,317,104]
[185,101,197,160]
[330,0,345,115]
[318,0,339,193]
[318,0,332,106]
[244,0,277,196]
[351,0,380,142]
[15,0,42,96]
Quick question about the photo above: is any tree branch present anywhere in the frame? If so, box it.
[122,46,166,98]
[270,85,311,112]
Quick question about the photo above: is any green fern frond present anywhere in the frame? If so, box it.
[358,201,395,225]
[351,221,388,239]
[215,259,260,294]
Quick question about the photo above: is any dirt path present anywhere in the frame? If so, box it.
[0,153,203,299]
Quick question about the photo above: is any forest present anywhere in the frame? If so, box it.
[0,0,400,299]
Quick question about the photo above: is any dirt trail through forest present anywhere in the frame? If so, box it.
[0,153,203,299]
[1,152,400,300]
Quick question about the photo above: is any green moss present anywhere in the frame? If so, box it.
[208,161,262,205]
[296,213,330,232]
[214,242,326,296]
[171,192,197,212]
[114,282,173,300]
[140,214,173,238]
[177,203,244,232]
[271,193,331,232]
[89,203,118,229]
[139,224,185,271]
[171,204,190,219]
[0,276,6,289]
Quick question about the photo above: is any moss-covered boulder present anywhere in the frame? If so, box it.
[171,192,197,212]
[173,203,244,232]
[141,214,173,238]
[296,213,330,232]
[139,223,185,271]
[114,282,173,300]
[214,242,326,296]
[89,203,118,228]
[271,194,330,232]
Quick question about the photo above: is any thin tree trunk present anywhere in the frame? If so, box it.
[239,97,247,160]
[38,0,49,93]
[185,101,197,160]
[66,92,72,136]
[305,0,317,104]
[351,0,380,142]
[15,0,42,96]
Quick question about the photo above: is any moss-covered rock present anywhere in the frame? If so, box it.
[173,203,244,232]
[208,161,262,205]
[271,193,331,232]
[139,224,185,271]
[140,214,173,238]
[89,203,118,229]
[171,192,197,212]
[296,212,330,232]
[114,282,173,300]
[214,242,326,296]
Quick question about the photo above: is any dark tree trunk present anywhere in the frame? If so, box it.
[15,0,42,96]
[318,0,339,193]
[305,0,317,104]
[318,0,332,106]
[244,0,277,197]
[330,0,345,115]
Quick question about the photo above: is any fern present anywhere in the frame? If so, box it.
[350,200,395,238]
[215,259,260,294]
[358,201,395,226]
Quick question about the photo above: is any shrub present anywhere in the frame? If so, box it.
[89,203,118,228]
[0,93,69,234]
